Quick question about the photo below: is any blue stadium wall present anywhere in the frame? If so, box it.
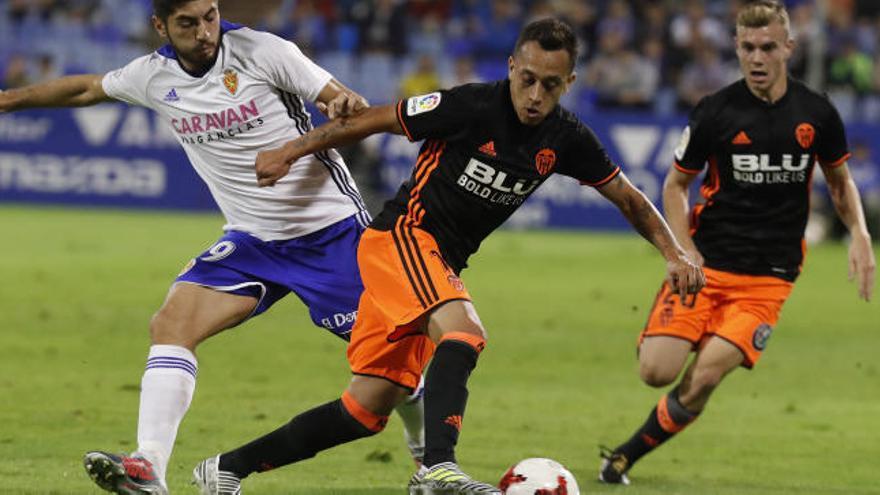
[1,103,876,230]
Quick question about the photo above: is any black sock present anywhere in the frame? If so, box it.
[422,339,480,467]
[218,398,376,478]
[616,388,698,467]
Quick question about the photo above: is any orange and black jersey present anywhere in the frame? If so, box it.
[675,78,849,281]
[370,80,620,273]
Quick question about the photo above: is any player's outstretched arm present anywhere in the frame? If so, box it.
[662,167,704,266]
[822,163,876,301]
[597,172,705,301]
[0,74,111,113]
[256,104,403,187]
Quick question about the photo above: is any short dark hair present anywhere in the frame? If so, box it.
[153,0,200,21]
[513,18,578,71]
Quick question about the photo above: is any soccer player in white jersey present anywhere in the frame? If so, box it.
[0,1,425,493]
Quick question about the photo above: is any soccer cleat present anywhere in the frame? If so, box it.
[83,451,168,495]
[192,455,242,495]
[598,446,631,485]
[408,462,501,494]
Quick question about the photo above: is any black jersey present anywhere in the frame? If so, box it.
[371,81,620,273]
[675,78,850,281]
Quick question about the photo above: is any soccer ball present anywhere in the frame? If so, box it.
[498,458,580,494]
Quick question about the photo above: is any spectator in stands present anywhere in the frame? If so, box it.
[829,37,874,95]
[668,0,728,80]
[470,0,522,58]
[564,0,598,62]
[2,54,29,89]
[350,0,408,56]
[267,0,335,54]
[584,30,658,110]
[399,53,441,97]
[676,44,735,109]
[34,54,60,84]
[597,0,636,47]
[443,55,483,88]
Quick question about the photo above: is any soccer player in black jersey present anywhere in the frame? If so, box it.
[598,1,876,485]
[188,19,704,494]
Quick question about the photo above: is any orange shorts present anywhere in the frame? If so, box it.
[347,224,471,390]
[640,267,793,368]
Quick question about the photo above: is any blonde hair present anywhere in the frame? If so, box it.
[737,0,791,35]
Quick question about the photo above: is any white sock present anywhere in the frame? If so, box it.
[135,344,197,479]
[396,375,425,463]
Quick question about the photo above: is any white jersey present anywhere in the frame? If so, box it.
[102,22,368,240]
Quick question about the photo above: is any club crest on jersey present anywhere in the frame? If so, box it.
[752,323,773,350]
[795,123,815,149]
[535,148,556,175]
[223,69,239,95]
[407,92,441,116]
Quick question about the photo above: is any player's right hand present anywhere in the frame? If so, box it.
[317,91,369,120]
[255,145,294,187]
[666,254,705,304]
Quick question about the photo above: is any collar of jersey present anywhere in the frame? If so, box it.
[740,77,793,108]
[156,20,243,78]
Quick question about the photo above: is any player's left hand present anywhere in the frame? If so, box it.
[666,254,706,304]
[317,91,369,120]
[848,231,875,301]
[255,145,295,187]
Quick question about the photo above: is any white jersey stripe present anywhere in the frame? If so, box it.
[278,91,370,227]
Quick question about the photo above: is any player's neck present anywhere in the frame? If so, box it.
[747,76,788,105]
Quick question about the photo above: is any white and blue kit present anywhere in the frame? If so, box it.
[102,21,369,338]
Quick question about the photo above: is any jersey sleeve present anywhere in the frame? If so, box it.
[253,33,332,102]
[101,55,154,108]
[395,85,477,142]
[673,96,715,174]
[556,122,620,187]
[816,101,850,168]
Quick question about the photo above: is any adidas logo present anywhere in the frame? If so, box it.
[444,414,463,432]
[732,130,752,145]
[478,140,496,157]
[164,88,180,102]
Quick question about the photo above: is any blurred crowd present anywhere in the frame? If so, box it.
[5,0,880,121]
[1,0,878,237]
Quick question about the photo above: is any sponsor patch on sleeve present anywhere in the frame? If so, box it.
[406,92,442,116]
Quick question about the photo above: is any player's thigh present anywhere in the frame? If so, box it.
[425,299,486,343]
[638,336,693,387]
[150,282,258,348]
[347,374,410,416]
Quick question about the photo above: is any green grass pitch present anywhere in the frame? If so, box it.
[0,205,877,495]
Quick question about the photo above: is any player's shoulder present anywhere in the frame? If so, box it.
[696,79,747,114]
[446,80,504,106]
[220,21,284,50]
[787,78,838,113]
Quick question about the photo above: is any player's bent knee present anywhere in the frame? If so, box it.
[341,390,390,434]
[639,364,679,388]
